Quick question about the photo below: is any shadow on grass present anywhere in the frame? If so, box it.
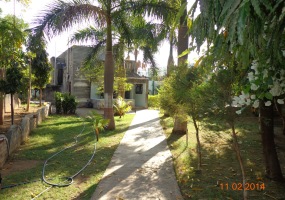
[161,115,285,200]
[0,114,135,200]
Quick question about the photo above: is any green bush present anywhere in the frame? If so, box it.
[54,92,78,114]
[54,92,62,114]
[148,95,159,108]
[62,93,78,114]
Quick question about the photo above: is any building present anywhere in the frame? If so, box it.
[48,45,148,109]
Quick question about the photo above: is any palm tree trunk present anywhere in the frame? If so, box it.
[173,0,188,135]
[134,48,138,63]
[177,0,189,65]
[259,100,284,181]
[172,118,187,134]
[167,33,174,76]
[104,15,115,130]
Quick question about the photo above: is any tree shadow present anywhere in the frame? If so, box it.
[159,113,285,200]
[0,114,134,199]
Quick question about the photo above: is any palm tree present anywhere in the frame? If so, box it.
[172,0,189,135]
[33,0,173,130]
[69,16,165,96]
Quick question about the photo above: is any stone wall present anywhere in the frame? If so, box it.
[0,104,51,168]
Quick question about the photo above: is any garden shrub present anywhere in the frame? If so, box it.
[54,92,62,114]
[62,93,78,114]
[54,92,78,114]
[148,95,159,109]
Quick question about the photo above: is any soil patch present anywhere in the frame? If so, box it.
[1,160,41,177]
[0,105,45,178]
[0,106,42,134]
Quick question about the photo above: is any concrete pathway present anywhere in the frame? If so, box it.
[91,109,183,200]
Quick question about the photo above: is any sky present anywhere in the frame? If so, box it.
[0,0,200,71]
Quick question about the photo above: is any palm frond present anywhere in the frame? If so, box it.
[32,0,105,39]
[141,46,157,70]
[81,41,106,70]
[69,26,106,44]
[112,11,133,47]
[126,0,177,21]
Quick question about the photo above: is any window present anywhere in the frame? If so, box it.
[135,84,143,94]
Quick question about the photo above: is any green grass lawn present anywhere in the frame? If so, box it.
[0,113,134,200]
[160,113,285,200]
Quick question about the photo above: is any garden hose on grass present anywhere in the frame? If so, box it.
[42,121,98,187]
[1,119,98,198]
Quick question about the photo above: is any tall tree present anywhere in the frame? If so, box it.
[27,33,52,107]
[0,14,27,124]
[0,60,23,125]
[189,0,285,181]
[172,0,189,134]
[33,0,173,130]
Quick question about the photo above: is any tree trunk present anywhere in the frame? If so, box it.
[0,94,4,125]
[117,67,126,98]
[134,48,138,63]
[11,93,14,125]
[104,15,115,130]
[259,100,284,181]
[193,117,202,170]
[230,122,248,199]
[39,88,42,107]
[173,0,188,135]
[274,99,285,135]
[0,69,4,125]
[26,60,31,111]
[177,0,189,65]
[172,118,187,134]
[167,34,174,76]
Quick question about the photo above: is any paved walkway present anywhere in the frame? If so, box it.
[90,109,183,200]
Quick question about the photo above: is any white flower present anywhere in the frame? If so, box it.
[239,98,246,105]
[250,95,256,99]
[232,100,238,107]
[251,83,259,91]
[269,82,281,96]
[265,101,272,106]
[253,100,259,108]
[263,69,268,79]
[241,92,250,99]
[246,98,251,106]
[248,72,255,82]
[236,110,242,115]
[233,96,240,102]
[277,99,284,104]
[251,62,258,71]
[251,61,259,74]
